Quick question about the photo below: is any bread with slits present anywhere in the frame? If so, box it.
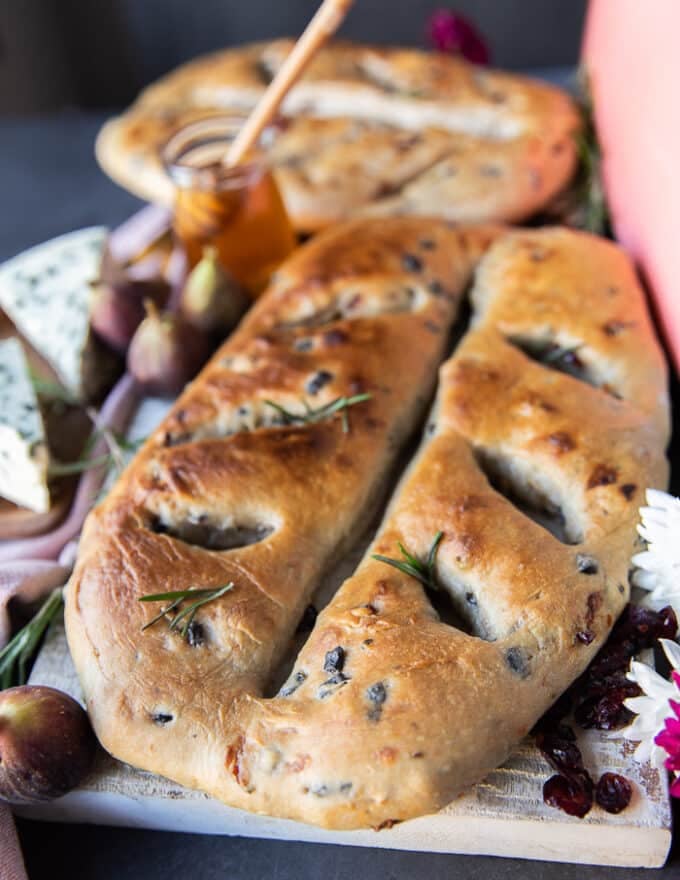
[65,221,669,829]
[95,40,579,231]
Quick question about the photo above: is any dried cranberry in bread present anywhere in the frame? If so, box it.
[65,222,668,829]
[96,40,579,231]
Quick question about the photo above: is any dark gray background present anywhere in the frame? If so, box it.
[0,0,587,112]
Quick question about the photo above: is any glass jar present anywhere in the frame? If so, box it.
[162,116,297,297]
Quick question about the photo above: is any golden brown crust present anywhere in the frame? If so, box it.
[95,41,580,230]
[65,223,668,829]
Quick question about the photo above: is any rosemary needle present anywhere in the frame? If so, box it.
[264,393,371,434]
[139,584,234,640]
[373,531,444,592]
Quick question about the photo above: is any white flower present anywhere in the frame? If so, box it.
[632,489,680,613]
[620,638,680,763]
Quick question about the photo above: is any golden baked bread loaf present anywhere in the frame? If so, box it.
[65,221,669,829]
[96,40,579,231]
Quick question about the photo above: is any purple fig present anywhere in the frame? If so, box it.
[90,278,170,354]
[0,685,97,804]
[180,247,250,335]
[127,300,212,396]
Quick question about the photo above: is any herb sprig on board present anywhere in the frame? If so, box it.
[139,583,234,641]
[373,531,444,592]
[0,588,64,689]
[30,372,145,477]
[573,69,610,236]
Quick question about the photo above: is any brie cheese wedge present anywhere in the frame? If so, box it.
[0,228,120,401]
[0,338,50,513]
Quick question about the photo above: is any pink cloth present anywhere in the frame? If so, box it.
[0,806,27,880]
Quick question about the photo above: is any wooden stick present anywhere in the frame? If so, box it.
[225,0,355,166]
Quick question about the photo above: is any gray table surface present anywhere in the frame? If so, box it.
[2,110,678,879]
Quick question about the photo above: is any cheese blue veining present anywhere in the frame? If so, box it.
[0,228,118,401]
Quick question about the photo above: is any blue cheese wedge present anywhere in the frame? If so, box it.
[0,228,121,401]
[0,338,50,512]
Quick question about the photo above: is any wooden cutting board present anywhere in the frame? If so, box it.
[14,399,674,869]
[18,616,672,868]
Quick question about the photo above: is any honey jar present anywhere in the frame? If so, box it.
[162,117,297,296]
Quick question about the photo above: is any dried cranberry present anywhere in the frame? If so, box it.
[595,773,632,813]
[536,728,583,776]
[574,687,638,731]
[586,643,635,680]
[543,773,593,818]
[611,604,677,652]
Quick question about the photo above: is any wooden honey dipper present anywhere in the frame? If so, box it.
[225,0,355,167]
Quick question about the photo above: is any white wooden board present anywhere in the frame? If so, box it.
[15,400,673,869]
[16,616,672,869]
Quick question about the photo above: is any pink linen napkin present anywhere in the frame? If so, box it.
[0,806,27,880]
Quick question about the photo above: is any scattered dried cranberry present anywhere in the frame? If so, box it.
[535,726,582,776]
[534,602,674,819]
[569,604,677,732]
[611,604,678,652]
[595,773,632,814]
[573,687,638,731]
[543,773,593,818]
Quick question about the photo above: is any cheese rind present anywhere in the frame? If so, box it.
[0,228,120,401]
[0,338,50,513]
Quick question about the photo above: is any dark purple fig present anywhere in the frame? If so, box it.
[90,278,170,354]
[180,247,250,335]
[127,299,211,396]
[0,685,97,804]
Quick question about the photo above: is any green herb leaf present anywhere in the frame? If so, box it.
[29,373,79,406]
[373,531,444,592]
[48,453,113,477]
[0,587,64,690]
[263,393,371,434]
[138,583,234,640]
[573,68,610,236]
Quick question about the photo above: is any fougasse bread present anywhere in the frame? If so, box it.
[96,40,580,231]
[65,221,669,830]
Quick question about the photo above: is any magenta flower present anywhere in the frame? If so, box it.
[427,9,490,65]
[655,695,680,773]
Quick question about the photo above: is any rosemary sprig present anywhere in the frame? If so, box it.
[47,434,146,479]
[139,583,234,640]
[29,374,80,407]
[372,531,444,592]
[0,587,64,689]
[30,371,146,477]
[48,453,113,477]
[573,69,610,236]
[264,393,371,434]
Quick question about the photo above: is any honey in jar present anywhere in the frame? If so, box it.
[162,117,297,296]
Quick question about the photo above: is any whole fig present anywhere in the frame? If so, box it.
[127,300,211,396]
[180,247,250,335]
[0,685,97,804]
[90,277,170,354]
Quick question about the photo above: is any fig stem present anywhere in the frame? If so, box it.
[143,297,161,322]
